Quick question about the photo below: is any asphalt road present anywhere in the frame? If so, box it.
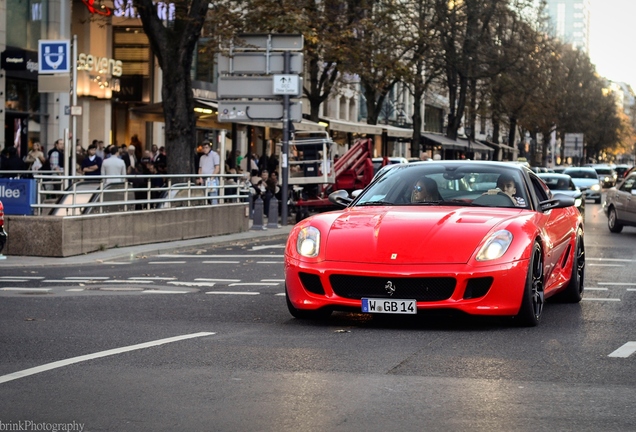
[0,199,635,431]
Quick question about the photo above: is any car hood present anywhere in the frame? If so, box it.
[324,206,524,264]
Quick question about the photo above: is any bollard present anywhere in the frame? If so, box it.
[250,196,266,230]
[267,195,279,229]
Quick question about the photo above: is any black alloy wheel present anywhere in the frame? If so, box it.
[514,243,544,327]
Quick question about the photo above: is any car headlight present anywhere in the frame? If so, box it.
[297,226,321,257]
[476,230,513,261]
[590,184,601,191]
[574,198,582,208]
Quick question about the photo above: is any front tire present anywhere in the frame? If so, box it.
[286,286,331,320]
[555,228,585,303]
[608,207,623,233]
[514,243,544,327]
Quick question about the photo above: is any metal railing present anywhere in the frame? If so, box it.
[1,171,249,216]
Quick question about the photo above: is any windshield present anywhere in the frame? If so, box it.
[356,163,529,209]
[540,176,575,191]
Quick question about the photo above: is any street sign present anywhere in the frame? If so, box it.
[222,34,304,51]
[38,40,71,74]
[564,133,584,158]
[217,101,302,122]
[216,52,303,74]
[273,75,299,95]
[217,76,302,98]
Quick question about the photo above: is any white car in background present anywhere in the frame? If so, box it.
[562,167,602,204]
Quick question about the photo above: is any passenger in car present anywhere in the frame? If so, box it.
[411,177,442,202]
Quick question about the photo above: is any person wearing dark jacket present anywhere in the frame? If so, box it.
[1,146,25,177]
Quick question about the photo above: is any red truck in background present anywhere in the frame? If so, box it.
[288,133,375,221]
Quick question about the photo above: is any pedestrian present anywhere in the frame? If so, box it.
[100,145,126,183]
[24,142,46,171]
[81,143,103,176]
[197,141,220,204]
[47,139,65,172]
[0,146,25,177]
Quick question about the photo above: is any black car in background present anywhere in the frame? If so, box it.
[538,173,585,220]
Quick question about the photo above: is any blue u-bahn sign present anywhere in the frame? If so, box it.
[38,40,71,74]
[0,179,36,215]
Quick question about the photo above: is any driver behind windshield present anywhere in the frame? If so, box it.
[486,173,526,207]
[411,177,441,203]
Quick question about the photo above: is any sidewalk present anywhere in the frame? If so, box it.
[0,224,294,268]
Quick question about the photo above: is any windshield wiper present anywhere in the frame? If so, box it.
[357,200,394,206]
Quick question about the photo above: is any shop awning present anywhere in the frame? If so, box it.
[382,124,414,138]
[322,117,384,135]
[421,133,468,150]
[462,139,494,154]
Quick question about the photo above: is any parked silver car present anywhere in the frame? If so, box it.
[603,172,636,233]
[562,167,602,203]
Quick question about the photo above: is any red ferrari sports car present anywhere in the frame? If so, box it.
[285,161,585,326]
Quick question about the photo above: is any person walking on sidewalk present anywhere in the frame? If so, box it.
[197,141,220,204]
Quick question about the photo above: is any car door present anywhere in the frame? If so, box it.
[617,174,636,224]
[529,174,574,291]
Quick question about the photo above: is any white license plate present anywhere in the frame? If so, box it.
[361,298,417,314]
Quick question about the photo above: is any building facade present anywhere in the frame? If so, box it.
[544,0,591,54]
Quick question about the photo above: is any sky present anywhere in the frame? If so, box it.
[588,0,636,89]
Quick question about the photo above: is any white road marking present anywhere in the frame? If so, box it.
[251,245,285,250]
[102,262,131,265]
[608,342,636,358]
[0,276,45,280]
[201,261,240,264]
[261,279,285,282]
[66,289,85,292]
[148,261,186,265]
[205,291,260,295]
[628,289,636,292]
[168,281,216,287]
[43,280,90,283]
[585,287,608,291]
[157,254,284,258]
[257,261,284,264]
[65,277,110,280]
[597,282,636,286]
[128,277,177,280]
[0,279,28,282]
[103,280,154,284]
[228,282,280,286]
[0,332,215,385]
[587,258,634,262]
[0,288,51,292]
[275,293,286,296]
[195,278,241,283]
[582,298,621,302]
[588,264,624,267]
[99,287,145,291]
[142,290,190,294]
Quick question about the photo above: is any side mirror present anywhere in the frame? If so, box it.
[328,190,352,207]
[540,193,575,211]
[351,189,363,199]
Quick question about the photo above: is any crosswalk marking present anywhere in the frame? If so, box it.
[582,298,621,302]
[168,281,216,287]
[0,276,45,280]
[205,291,260,295]
[0,287,51,292]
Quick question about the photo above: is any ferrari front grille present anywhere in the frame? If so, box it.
[299,272,325,295]
[329,275,456,301]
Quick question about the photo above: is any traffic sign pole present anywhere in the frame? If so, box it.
[281,51,290,226]
[71,35,78,183]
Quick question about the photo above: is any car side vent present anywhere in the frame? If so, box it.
[463,277,494,299]
[562,244,572,268]
[299,272,325,295]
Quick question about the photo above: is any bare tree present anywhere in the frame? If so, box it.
[133,0,209,176]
